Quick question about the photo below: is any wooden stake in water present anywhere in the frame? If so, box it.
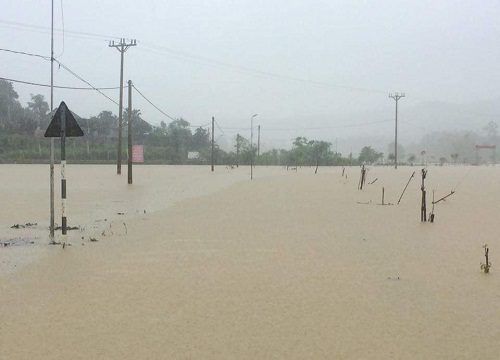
[481,244,491,273]
[429,190,435,223]
[420,169,427,222]
[397,171,415,204]
[358,165,366,190]
[433,191,455,204]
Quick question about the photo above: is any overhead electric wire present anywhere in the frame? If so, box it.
[55,0,65,58]
[0,48,121,96]
[132,85,176,121]
[0,19,122,41]
[139,42,388,94]
[0,76,121,91]
[219,119,392,132]
[2,21,389,95]
[0,47,50,60]
[214,119,227,137]
[53,60,119,106]
[400,120,426,130]
[132,85,210,128]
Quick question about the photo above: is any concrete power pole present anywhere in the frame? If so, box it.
[389,92,405,169]
[211,117,215,172]
[109,39,136,175]
[236,133,240,167]
[250,114,257,180]
[127,80,133,184]
[257,125,261,159]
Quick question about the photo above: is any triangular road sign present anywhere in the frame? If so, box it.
[44,101,84,137]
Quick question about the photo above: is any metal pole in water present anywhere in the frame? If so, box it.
[60,105,67,247]
[49,0,55,242]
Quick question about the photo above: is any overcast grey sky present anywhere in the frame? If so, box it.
[1,0,499,151]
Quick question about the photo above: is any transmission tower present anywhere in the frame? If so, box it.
[109,38,137,175]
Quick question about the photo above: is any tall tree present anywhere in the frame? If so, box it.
[358,146,383,164]
[483,121,499,144]
[192,126,210,152]
[310,140,332,166]
[0,79,22,131]
[27,94,49,129]
[124,109,152,143]
[168,118,192,163]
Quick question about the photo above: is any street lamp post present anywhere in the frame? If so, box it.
[389,93,405,169]
[250,114,258,180]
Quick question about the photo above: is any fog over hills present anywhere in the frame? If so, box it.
[226,98,499,158]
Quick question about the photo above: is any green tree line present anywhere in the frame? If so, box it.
[0,79,357,166]
[2,79,497,165]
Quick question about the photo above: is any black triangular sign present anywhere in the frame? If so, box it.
[44,101,84,137]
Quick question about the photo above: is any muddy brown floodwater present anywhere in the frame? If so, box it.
[1,164,499,359]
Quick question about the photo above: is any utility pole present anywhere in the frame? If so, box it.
[127,80,133,184]
[388,92,405,169]
[250,114,257,180]
[109,38,136,175]
[236,133,240,167]
[257,125,261,158]
[49,0,55,242]
[211,116,215,172]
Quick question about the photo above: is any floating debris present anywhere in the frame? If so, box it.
[432,191,456,204]
[1,237,38,247]
[10,222,37,229]
[54,225,79,231]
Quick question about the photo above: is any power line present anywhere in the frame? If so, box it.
[55,0,65,58]
[214,119,227,137]
[132,85,211,128]
[220,119,391,132]
[0,47,50,60]
[54,60,119,106]
[0,76,121,90]
[139,42,388,94]
[0,47,120,105]
[400,120,426,131]
[132,85,176,121]
[0,19,122,41]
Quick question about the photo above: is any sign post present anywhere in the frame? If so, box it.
[44,101,84,247]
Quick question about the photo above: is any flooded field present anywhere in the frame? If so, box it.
[1,164,499,359]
